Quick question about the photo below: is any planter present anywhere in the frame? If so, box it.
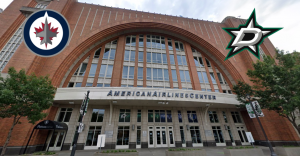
[223,148,264,156]
[93,152,138,156]
[165,149,206,156]
[275,146,300,156]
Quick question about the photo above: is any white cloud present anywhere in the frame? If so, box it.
[1,0,299,52]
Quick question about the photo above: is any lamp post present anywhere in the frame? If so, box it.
[70,90,90,156]
[245,94,277,156]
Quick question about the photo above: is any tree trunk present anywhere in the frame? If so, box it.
[0,117,17,156]
[290,120,300,136]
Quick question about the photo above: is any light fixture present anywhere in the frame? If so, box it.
[162,102,165,104]
[69,101,74,104]
[166,102,169,105]
[224,125,228,130]
[186,125,190,130]
[132,125,135,131]
[206,104,210,107]
[112,101,117,104]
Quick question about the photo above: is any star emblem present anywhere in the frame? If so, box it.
[223,9,282,60]
[121,113,127,118]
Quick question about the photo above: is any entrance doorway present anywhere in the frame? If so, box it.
[48,131,66,151]
[148,126,175,148]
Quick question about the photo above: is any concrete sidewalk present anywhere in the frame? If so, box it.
[53,146,274,156]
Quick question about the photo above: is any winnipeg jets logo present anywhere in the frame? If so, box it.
[23,10,70,57]
[223,9,282,60]
[34,13,59,48]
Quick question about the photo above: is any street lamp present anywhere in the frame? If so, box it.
[245,94,277,156]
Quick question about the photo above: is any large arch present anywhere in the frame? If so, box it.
[51,22,244,87]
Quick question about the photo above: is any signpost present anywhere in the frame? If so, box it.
[97,134,106,153]
[246,132,255,147]
[245,94,277,156]
[70,90,90,156]
[246,100,264,118]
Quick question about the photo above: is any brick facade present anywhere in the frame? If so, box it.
[0,0,299,155]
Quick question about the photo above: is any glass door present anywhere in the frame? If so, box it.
[237,127,250,145]
[148,127,154,148]
[48,131,65,151]
[168,127,175,147]
[155,126,167,147]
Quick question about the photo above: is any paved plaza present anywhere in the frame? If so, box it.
[49,146,273,156]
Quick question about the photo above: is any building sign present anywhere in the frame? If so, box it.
[105,131,113,138]
[246,100,264,118]
[107,90,216,100]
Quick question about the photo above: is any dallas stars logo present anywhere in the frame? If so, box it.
[223,9,282,60]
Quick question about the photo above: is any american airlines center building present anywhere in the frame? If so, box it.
[0,0,299,155]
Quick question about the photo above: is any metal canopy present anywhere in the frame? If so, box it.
[34,120,68,130]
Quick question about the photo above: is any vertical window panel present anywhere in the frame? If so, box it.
[130,51,135,62]
[164,69,169,81]
[169,54,175,65]
[177,55,182,65]
[138,67,143,79]
[147,52,151,63]
[139,37,144,47]
[124,50,130,61]
[210,73,217,84]
[185,71,190,82]
[122,66,128,79]
[202,72,209,83]
[109,49,116,60]
[197,72,204,83]
[99,65,107,77]
[194,57,199,67]
[162,54,167,64]
[79,63,87,76]
[182,56,187,65]
[129,66,135,79]
[106,65,113,78]
[158,69,163,81]
[138,52,143,62]
[172,70,177,81]
[147,68,152,80]
[103,48,110,59]
[88,64,97,77]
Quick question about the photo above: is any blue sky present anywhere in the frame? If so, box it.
[1,0,299,52]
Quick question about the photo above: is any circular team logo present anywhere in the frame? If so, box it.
[23,10,70,57]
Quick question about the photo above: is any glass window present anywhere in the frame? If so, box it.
[162,54,167,64]
[205,58,211,67]
[157,53,162,63]
[212,126,224,143]
[137,126,141,145]
[68,82,74,87]
[210,73,217,84]
[119,109,131,122]
[185,71,190,82]
[199,57,204,67]
[217,73,224,84]
[138,67,143,79]
[187,111,198,123]
[179,43,184,51]
[79,63,87,76]
[148,110,153,122]
[182,56,187,65]
[179,70,185,82]
[158,68,163,81]
[180,126,185,144]
[167,110,172,122]
[104,84,110,87]
[88,64,97,77]
[169,54,175,65]
[57,108,73,122]
[178,111,182,123]
[129,66,134,79]
[74,68,79,76]
[116,126,130,145]
[207,89,212,92]
[228,90,232,94]
[164,69,169,81]
[99,65,106,77]
[222,111,228,123]
[202,72,209,83]
[177,55,182,65]
[124,50,130,61]
[109,49,116,60]
[190,126,201,143]
[161,40,166,49]
[208,111,219,123]
[139,37,144,47]
[97,83,103,87]
[126,36,131,46]
[137,110,141,122]
[231,112,242,123]
[75,82,82,87]
[131,37,136,46]
[122,66,128,79]
[91,109,105,122]
[194,57,199,67]
[106,65,113,78]
[138,52,143,62]
[153,68,158,80]
[86,83,93,87]
[172,70,177,81]
[215,89,219,92]
[175,42,179,51]
[168,40,173,50]
[147,52,151,63]
[147,68,151,80]
[86,126,102,146]
[197,72,204,83]
[130,51,135,62]
[94,49,101,58]
[227,126,234,143]
[223,90,227,93]
[146,38,151,48]
[103,48,110,59]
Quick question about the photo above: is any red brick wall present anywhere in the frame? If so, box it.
[0,0,298,149]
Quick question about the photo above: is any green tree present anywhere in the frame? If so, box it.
[0,67,56,156]
[233,50,300,134]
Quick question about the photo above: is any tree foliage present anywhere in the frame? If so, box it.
[0,67,56,156]
[233,50,300,134]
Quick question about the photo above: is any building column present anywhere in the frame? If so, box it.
[200,107,216,146]
[103,106,118,149]
[111,36,125,87]
[184,42,201,90]
[172,108,181,147]
[141,108,148,148]
[183,108,192,147]
[129,107,137,149]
